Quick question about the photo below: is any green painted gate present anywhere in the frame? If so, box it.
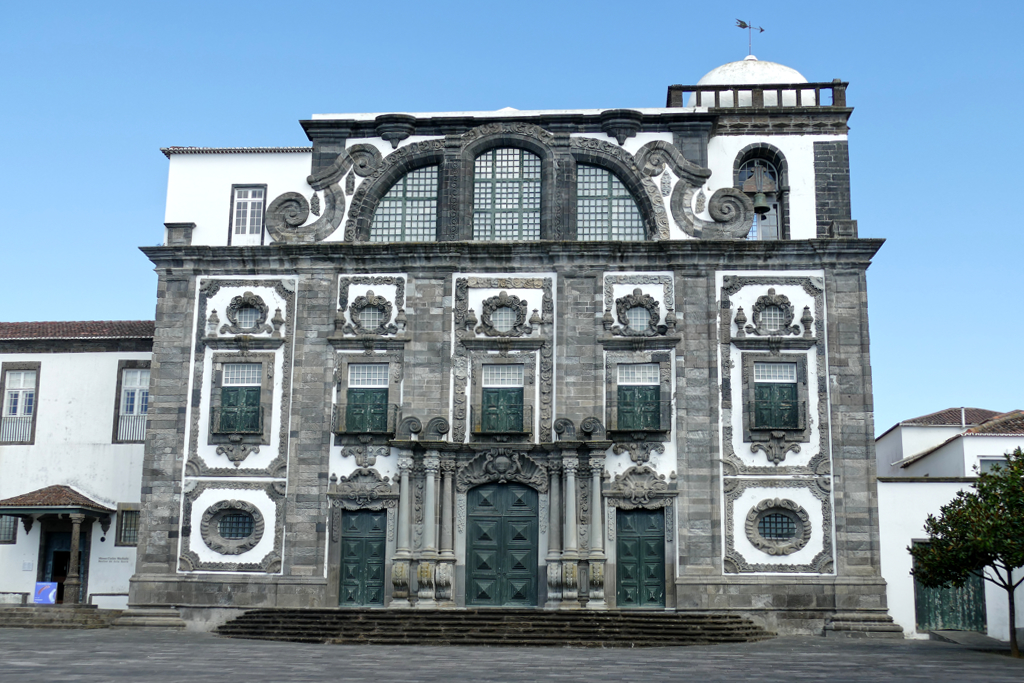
[616,509,665,608]
[913,543,987,632]
[339,510,386,606]
[466,483,538,606]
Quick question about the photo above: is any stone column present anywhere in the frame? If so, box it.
[544,461,562,609]
[587,452,607,609]
[64,513,85,605]
[436,457,456,605]
[391,453,414,608]
[417,451,439,607]
[561,454,580,607]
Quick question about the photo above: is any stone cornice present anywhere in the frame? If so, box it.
[141,238,884,272]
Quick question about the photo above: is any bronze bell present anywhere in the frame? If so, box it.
[752,192,771,215]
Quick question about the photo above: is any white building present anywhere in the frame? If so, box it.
[0,321,153,609]
[877,407,1024,640]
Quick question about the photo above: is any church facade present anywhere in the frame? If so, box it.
[131,57,890,633]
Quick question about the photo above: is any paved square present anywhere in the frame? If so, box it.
[1,629,1021,682]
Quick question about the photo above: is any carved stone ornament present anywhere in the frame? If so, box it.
[746,289,801,337]
[476,291,532,337]
[345,290,397,336]
[613,288,662,337]
[605,465,675,510]
[216,439,260,466]
[455,449,548,493]
[220,291,273,335]
[553,418,576,441]
[744,498,812,556]
[341,444,389,468]
[330,467,399,511]
[200,499,265,555]
[579,417,606,440]
[599,109,643,146]
[612,441,665,465]
[751,431,801,466]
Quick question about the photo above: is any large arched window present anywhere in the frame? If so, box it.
[370,166,438,242]
[473,148,541,241]
[737,159,780,241]
[576,165,644,241]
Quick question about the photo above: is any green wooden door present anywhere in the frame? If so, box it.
[617,385,660,431]
[339,510,387,606]
[466,483,538,606]
[481,388,523,433]
[914,544,987,632]
[616,509,665,608]
[347,388,388,433]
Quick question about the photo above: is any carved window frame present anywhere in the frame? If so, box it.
[746,289,801,337]
[605,351,672,437]
[475,291,532,338]
[221,291,273,336]
[614,288,662,336]
[469,352,536,441]
[744,498,812,556]
[369,164,440,243]
[200,500,265,555]
[741,352,810,445]
[338,275,406,337]
[334,352,403,443]
[0,361,41,445]
[208,352,274,447]
[111,360,151,444]
[347,290,397,336]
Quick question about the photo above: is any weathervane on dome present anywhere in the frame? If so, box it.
[736,19,765,56]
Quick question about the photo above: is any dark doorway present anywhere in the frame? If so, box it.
[466,483,538,607]
[41,529,88,604]
[339,510,386,606]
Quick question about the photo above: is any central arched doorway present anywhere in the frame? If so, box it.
[466,483,539,606]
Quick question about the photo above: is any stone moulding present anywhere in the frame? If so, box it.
[719,276,829,477]
[199,499,265,555]
[346,290,397,336]
[722,477,833,574]
[178,480,284,573]
[220,291,274,336]
[476,291,532,337]
[613,288,663,336]
[744,497,812,556]
[328,467,399,511]
[190,279,295,478]
[455,449,548,493]
[746,288,802,337]
[603,465,676,510]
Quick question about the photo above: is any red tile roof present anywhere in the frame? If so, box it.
[902,407,1002,427]
[966,410,1024,436]
[0,485,113,512]
[0,321,154,340]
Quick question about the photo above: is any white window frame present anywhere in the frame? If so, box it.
[229,185,267,246]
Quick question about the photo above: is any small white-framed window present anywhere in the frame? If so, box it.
[761,305,784,332]
[482,364,524,387]
[116,368,150,442]
[348,364,389,388]
[116,506,140,546]
[4,370,35,417]
[617,363,660,385]
[978,457,1007,475]
[359,306,383,329]
[492,307,517,333]
[753,362,797,382]
[223,363,262,386]
[233,188,265,235]
[0,515,16,544]
[626,306,650,331]
[236,306,260,329]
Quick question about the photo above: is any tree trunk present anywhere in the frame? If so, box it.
[1010,582,1019,658]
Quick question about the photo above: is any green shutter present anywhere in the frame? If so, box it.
[482,388,523,432]
[617,385,660,430]
[220,386,260,434]
[347,388,388,433]
[754,383,798,430]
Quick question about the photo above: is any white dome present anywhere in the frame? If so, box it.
[687,56,810,107]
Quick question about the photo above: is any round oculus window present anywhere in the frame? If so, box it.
[745,498,811,556]
[200,500,265,555]
[218,512,255,539]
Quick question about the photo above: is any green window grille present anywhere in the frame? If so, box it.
[616,385,661,431]
[473,148,541,241]
[577,165,644,241]
[370,166,438,242]
[346,388,388,433]
[219,386,262,433]
[481,387,524,433]
[116,510,139,546]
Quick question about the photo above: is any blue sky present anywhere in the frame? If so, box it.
[1,1,1021,435]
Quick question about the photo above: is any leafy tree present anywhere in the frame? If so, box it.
[909,447,1024,657]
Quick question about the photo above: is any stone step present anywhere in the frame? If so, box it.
[215,608,774,646]
[0,606,122,629]
[110,608,187,630]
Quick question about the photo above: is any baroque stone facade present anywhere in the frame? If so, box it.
[129,58,895,636]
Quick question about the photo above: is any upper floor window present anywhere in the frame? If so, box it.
[344,363,390,434]
[616,363,661,431]
[230,186,266,246]
[371,166,439,242]
[480,364,525,433]
[473,149,540,241]
[218,363,262,434]
[577,165,644,241]
[753,362,798,429]
[116,367,150,442]
[2,368,37,443]
[738,160,779,241]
